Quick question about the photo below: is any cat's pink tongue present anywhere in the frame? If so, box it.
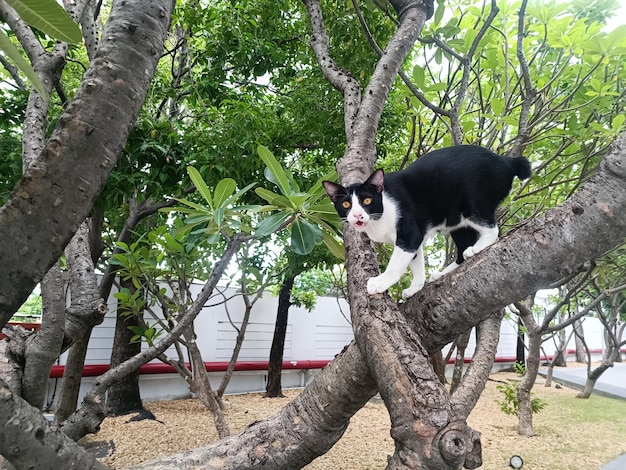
[356,221,365,228]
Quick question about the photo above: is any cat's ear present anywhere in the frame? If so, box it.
[322,181,345,201]
[365,169,385,193]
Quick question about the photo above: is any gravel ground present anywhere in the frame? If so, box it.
[82,370,626,469]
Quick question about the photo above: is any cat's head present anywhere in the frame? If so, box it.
[323,169,385,232]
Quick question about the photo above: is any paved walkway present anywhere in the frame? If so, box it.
[539,363,626,470]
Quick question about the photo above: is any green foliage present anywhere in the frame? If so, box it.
[255,145,344,258]
[495,363,548,417]
[11,293,42,322]
[6,0,82,43]
[166,168,258,245]
[0,89,27,204]
[127,322,162,346]
[1,0,81,96]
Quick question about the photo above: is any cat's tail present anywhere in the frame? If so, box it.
[511,156,532,180]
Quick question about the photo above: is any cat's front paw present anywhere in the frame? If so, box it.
[367,275,393,296]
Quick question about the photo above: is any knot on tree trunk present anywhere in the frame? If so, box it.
[604,149,626,178]
[435,422,482,470]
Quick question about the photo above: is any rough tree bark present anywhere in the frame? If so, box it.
[20,262,65,409]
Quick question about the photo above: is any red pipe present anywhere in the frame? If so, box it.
[49,360,332,378]
[48,349,622,379]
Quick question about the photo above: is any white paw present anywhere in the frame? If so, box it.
[402,282,424,299]
[463,246,478,259]
[367,275,393,295]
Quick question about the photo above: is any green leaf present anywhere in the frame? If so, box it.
[213,178,236,207]
[6,0,82,43]
[290,217,322,255]
[187,166,213,208]
[307,201,338,216]
[412,65,425,88]
[612,114,625,132]
[0,29,46,97]
[255,211,291,237]
[491,98,504,116]
[255,188,294,209]
[322,231,345,260]
[255,187,282,204]
[214,206,225,227]
[223,181,257,207]
[257,144,291,196]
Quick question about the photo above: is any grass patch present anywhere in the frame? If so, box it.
[470,372,626,470]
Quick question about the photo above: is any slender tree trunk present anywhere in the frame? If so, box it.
[449,330,471,394]
[573,317,587,363]
[266,276,294,398]
[577,359,615,398]
[516,316,526,368]
[429,350,446,384]
[552,329,567,367]
[21,262,65,409]
[517,312,541,437]
[183,325,230,438]
[216,281,258,399]
[55,333,91,422]
[106,278,143,416]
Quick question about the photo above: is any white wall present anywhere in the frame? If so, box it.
[46,283,613,408]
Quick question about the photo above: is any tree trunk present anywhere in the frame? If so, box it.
[183,326,230,438]
[55,333,91,422]
[450,330,471,394]
[21,262,65,409]
[429,350,447,384]
[517,314,541,437]
[216,277,259,399]
[551,330,567,367]
[265,276,294,398]
[0,0,177,327]
[516,316,526,368]
[106,277,143,416]
[573,317,587,363]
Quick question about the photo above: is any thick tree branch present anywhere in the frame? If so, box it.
[301,0,361,145]
[450,313,503,419]
[0,0,177,328]
[0,378,109,470]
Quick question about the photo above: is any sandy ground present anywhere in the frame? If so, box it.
[82,370,626,469]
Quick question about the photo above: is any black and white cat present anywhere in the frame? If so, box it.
[323,145,531,298]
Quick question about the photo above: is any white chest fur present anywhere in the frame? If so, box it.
[362,193,398,245]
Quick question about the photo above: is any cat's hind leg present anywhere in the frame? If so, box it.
[462,223,498,259]
[367,246,417,296]
[432,228,478,279]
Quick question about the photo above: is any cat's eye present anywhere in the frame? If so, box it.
[362,197,372,205]
[342,201,351,209]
